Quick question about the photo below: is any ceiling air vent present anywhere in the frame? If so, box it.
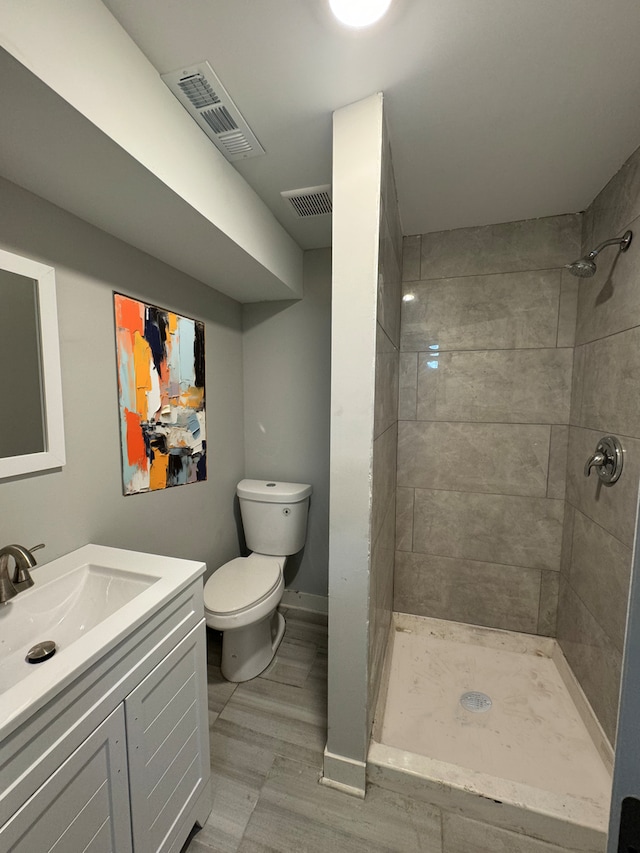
[161,61,265,162]
[281,185,333,218]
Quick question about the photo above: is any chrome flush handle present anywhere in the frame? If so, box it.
[584,435,624,485]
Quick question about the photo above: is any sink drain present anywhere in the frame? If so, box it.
[26,640,56,664]
[460,691,492,713]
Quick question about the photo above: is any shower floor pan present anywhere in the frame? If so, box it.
[368,613,611,852]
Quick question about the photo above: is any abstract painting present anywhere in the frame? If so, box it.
[114,293,206,495]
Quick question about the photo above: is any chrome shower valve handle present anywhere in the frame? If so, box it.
[584,435,623,485]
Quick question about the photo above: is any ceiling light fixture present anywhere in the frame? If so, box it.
[329,0,392,28]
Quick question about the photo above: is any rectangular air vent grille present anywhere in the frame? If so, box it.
[202,105,239,135]
[162,61,265,162]
[220,132,254,156]
[281,185,333,218]
[178,74,221,108]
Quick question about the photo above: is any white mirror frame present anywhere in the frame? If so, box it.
[0,248,65,478]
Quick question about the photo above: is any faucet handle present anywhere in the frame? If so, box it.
[28,544,45,559]
[584,451,606,477]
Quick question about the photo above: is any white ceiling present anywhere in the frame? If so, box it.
[102,0,640,249]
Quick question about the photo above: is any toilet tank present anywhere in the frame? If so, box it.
[237,479,312,556]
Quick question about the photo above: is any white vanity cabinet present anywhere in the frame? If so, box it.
[125,622,210,853]
[0,705,133,853]
[0,560,212,853]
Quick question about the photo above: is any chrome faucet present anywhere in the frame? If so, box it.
[0,544,45,603]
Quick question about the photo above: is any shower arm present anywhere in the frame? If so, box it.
[586,235,630,260]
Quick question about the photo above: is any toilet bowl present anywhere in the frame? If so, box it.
[203,479,312,682]
[204,553,286,682]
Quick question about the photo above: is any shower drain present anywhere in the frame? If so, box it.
[460,691,492,713]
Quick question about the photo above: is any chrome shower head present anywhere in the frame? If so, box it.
[565,230,633,278]
[566,257,598,278]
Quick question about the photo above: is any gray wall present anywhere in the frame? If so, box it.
[325,94,384,791]
[558,143,640,743]
[368,124,402,733]
[0,176,245,574]
[396,214,581,634]
[242,248,331,598]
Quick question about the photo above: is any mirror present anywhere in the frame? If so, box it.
[0,249,65,478]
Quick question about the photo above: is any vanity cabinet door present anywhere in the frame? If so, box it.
[0,705,132,853]
[125,620,210,853]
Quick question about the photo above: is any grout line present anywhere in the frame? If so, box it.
[396,546,553,575]
[555,274,563,348]
[404,345,574,355]
[409,264,567,282]
[566,500,632,552]
[545,425,555,498]
[396,483,557,500]
[398,418,567,427]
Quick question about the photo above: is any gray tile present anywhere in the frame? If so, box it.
[395,487,414,552]
[416,349,572,424]
[199,726,276,853]
[242,755,443,853]
[374,324,398,439]
[377,213,402,349]
[442,812,585,853]
[557,270,579,347]
[398,352,418,419]
[547,425,569,499]
[569,510,632,652]
[208,662,239,721]
[557,578,622,744]
[569,345,585,427]
[398,421,551,497]
[281,609,328,652]
[580,326,640,438]
[413,489,564,571]
[588,142,640,247]
[402,235,421,282]
[372,421,397,543]
[538,571,560,637]
[581,202,594,253]
[369,499,395,730]
[261,635,317,688]
[381,139,403,271]
[420,214,581,279]
[217,674,327,768]
[566,426,640,549]
[575,211,640,345]
[394,550,541,633]
[401,270,561,352]
[559,503,575,579]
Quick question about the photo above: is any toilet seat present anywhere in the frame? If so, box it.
[204,554,283,616]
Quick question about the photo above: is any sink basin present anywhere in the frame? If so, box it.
[0,544,206,739]
[0,564,156,692]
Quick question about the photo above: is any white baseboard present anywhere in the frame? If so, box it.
[321,747,366,797]
[282,589,328,614]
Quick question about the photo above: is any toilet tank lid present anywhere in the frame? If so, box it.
[237,479,312,503]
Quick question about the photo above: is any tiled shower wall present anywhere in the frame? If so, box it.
[557,143,640,743]
[368,126,403,731]
[396,214,581,635]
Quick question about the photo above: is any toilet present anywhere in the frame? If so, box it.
[203,479,312,682]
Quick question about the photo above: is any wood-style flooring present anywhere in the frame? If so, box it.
[182,608,441,853]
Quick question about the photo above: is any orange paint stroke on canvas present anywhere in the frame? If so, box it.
[115,294,144,337]
[149,451,169,490]
[133,331,153,417]
[125,408,147,470]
